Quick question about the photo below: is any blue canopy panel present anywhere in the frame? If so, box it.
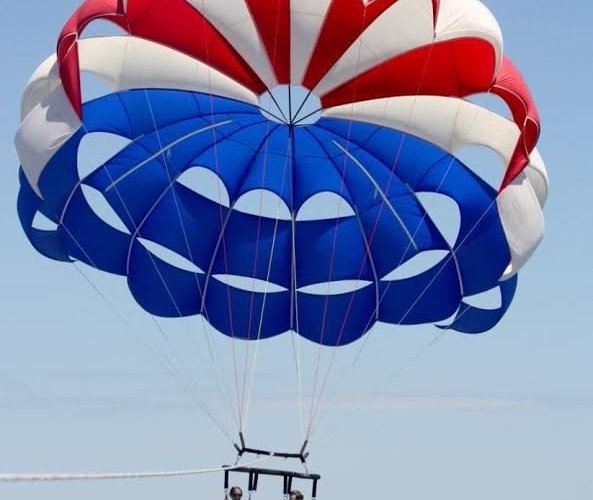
[438,275,518,334]
[17,169,70,262]
[18,89,517,345]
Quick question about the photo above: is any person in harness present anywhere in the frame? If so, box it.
[226,485,243,500]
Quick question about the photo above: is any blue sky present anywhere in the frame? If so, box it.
[0,1,592,499]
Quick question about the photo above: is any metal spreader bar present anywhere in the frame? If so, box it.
[234,433,310,464]
[224,467,321,500]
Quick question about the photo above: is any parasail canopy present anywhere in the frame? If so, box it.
[15,0,548,347]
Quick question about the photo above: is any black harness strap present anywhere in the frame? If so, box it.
[253,472,260,492]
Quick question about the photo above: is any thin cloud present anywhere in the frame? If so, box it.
[253,395,533,412]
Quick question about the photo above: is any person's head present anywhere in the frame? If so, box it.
[229,486,243,499]
[289,490,304,500]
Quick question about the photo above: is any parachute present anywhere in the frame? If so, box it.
[16,0,547,344]
[14,0,547,487]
